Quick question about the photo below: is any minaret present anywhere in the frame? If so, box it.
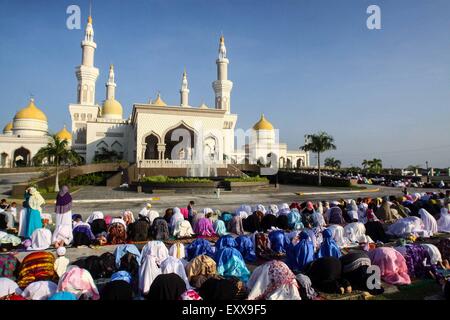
[212,35,233,114]
[180,69,189,107]
[75,14,99,106]
[106,64,116,100]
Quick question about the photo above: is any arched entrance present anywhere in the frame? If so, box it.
[14,147,30,167]
[286,158,292,169]
[164,124,195,160]
[279,157,285,169]
[204,135,218,161]
[144,134,159,160]
[296,158,305,168]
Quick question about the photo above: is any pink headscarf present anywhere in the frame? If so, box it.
[57,266,100,300]
[368,247,411,285]
[180,208,189,219]
[194,218,216,237]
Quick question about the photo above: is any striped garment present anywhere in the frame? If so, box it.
[17,251,57,289]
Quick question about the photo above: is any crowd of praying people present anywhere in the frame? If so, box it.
[1,186,450,300]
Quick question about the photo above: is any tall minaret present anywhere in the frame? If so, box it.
[75,15,99,106]
[106,64,116,100]
[180,69,189,107]
[212,35,233,114]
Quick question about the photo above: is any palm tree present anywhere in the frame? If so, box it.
[367,158,383,174]
[362,159,369,170]
[93,147,121,163]
[324,157,341,169]
[300,131,336,186]
[33,135,82,192]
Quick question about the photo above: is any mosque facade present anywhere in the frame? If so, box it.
[0,16,309,172]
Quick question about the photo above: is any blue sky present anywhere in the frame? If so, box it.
[1,0,450,168]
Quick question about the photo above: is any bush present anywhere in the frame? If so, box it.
[142,176,213,184]
[62,172,113,186]
[224,176,269,183]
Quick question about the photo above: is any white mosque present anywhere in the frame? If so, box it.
[0,16,309,172]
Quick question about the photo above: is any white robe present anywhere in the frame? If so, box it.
[0,278,22,298]
[28,228,52,251]
[327,224,350,248]
[437,208,450,233]
[139,255,161,295]
[420,243,442,265]
[160,256,191,289]
[344,222,367,243]
[52,224,73,245]
[141,240,169,266]
[173,220,195,238]
[419,209,438,236]
[17,208,27,237]
[169,242,186,260]
[387,216,425,237]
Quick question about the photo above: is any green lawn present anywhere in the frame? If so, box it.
[371,279,442,300]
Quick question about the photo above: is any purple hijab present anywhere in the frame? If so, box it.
[194,218,216,237]
[55,185,72,214]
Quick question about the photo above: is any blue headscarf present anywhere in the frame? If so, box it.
[287,231,315,272]
[221,212,233,223]
[317,228,341,259]
[186,238,214,261]
[214,220,228,236]
[114,244,142,269]
[111,270,132,284]
[48,292,78,300]
[215,235,237,252]
[287,210,304,230]
[215,247,251,282]
[235,235,256,262]
[268,230,290,254]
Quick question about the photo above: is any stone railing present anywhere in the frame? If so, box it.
[139,160,227,168]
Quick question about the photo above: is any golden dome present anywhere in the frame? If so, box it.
[253,114,274,131]
[152,94,167,107]
[56,125,72,141]
[14,99,48,122]
[3,122,13,133]
[102,98,123,116]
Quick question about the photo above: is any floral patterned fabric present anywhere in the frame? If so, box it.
[0,254,19,280]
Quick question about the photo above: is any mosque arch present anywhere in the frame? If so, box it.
[296,158,305,168]
[203,134,219,161]
[1,152,8,167]
[279,157,285,168]
[13,147,30,167]
[111,141,123,153]
[286,158,292,169]
[96,141,109,150]
[144,133,159,160]
[163,122,196,160]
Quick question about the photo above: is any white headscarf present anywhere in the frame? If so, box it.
[139,255,161,295]
[437,207,450,233]
[254,204,267,214]
[141,240,169,266]
[344,222,367,243]
[28,228,52,251]
[111,218,127,230]
[419,209,438,236]
[160,256,191,289]
[173,220,195,238]
[268,204,279,216]
[28,187,45,212]
[203,208,214,215]
[0,278,22,298]
[22,281,57,300]
[170,208,185,231]
[169,242,186,260]
[278,203,290,216]
[236,210,248,219]
[121,210,135,224]
[387,216,425,237]
[327,224,350,248]
[317,202,324,215]
[420,243,442,265]
[52,224,73,245]
[86,211,104,224]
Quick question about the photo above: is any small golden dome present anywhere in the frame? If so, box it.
[102,99,123,116]
[152,94,167,107]
[14,99,48,122]
[253,114,274,131]
[220,35,225,44]
[3,122,13,133]
[199,102,208,109]
[56,125,72,141]
[88,15,93,24]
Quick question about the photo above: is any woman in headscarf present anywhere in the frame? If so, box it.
[214,219,228,236]
[276,214,289,230]
[419,208,438,236]
[317,228,341,259]
[163,208,174,225]
[17,251,57,289]
[247,260,301,300]
[169,242,186,260]
[235,235,256,262]
[344,222,368,244]
[127,210,151,242]
[121,210,135,227]
[170,207,185,233]
[287,231,315,272]
[345,199,359,222]
[296,274,318,300]
[186,238,214,261]
[150,217,170,241]
[146,273,187,300]
[368,247,411,285]
[160,256,190,288]
[243,211,263,233]
[100,271,133,300]
[28,226,52,251]
[173,219,195,239]
[254,232,275,260]
[340,251,384,295]
[215,235,237,252]
[267,204,279,216]
[72,214,96,247]
[185,255,217,288]
[230,215,245,235]
[54,185,73,245]
[375,198,396,222]
[277,203,291,216]
[261,213,277,231]
[438,206,450,233]
[141,241,168,266]
[394,243,437,279]
[191,208,208,230]
[21,281,57,300]
[215,247,251,282]
[0,254,20,280]
[287,209,303,230]
[0,278,22,299]
[301,201,315,228]
[325,203,345,225]
[139,255,161,296]
[107,218,127,244]
[268,229,290,255]
[194,217,216,238]
[86,211,107,236]
[25,187,45,238]
[57,265,100,300]
[326,224,350,248]
[387,215,425,238]
[306,256,351,294]
[199,277,246,300]
[364,209,388,243]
